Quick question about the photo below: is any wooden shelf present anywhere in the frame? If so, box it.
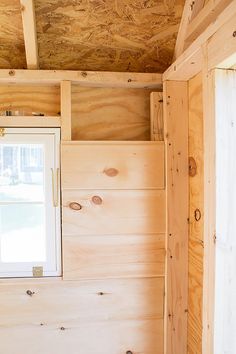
[0,116,61,127]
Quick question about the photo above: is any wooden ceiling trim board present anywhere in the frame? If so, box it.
[20,0,39,69]
[184,0,233,50]
[173,0,197,60]
[0,70,162,88]
[164,0,236,81]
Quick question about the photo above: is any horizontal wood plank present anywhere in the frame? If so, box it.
[0,278,164,325]
[61,142,165,189]
[62,189,166,235]
[63,234,165,280]
[0,70,163,89]
[0,319,163,354]
[0,116,61,127]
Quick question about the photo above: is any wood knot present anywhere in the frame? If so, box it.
[9,70,15,76]
[189,157,197,177]
[126,351,133,354]
[127,79,132,82]
[69,202,82,211]
[81,71,87,77]
[233,31,236,37]
[60,326,66,331]
[92,195,102,205]
[26,290,35,296]
[97,292,104,296]
[21,5,25,11]
[104,168,119,177]
[194,208,201,222]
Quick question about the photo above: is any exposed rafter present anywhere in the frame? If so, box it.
[20,0,39,69]
[174,0,205,60]
[184,0,232,49]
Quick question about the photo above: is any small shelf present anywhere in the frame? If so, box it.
[0,116,61,127]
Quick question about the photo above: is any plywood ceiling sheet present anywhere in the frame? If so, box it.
[35,0,185,73]
[0,0,26,69]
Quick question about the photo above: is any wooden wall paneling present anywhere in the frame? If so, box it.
[0,278,164,324]
[150,92,164,141]
[201,59,216,354]
[0,319,163,354]
[0,85,60,116]
[164,80,189,354]
[63,233,165,280]
[71,87,152,141]
[60,81,72,141]
[62,189,166,236]
[61,142,165,189]
[0,278,164,354]
[188,73,204,354]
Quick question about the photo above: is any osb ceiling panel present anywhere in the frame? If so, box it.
[0,0,26,69]
[35,0,184,73]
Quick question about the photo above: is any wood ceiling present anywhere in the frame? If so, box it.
[0,0,185,73]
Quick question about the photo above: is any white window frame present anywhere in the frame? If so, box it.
[0,127,61,278]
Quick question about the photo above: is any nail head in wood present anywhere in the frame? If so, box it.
[104,168,119,177]
[189,156,197,177]
[92,196,103,205]
[69,202,82,211]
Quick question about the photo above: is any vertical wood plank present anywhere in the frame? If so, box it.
[20,0,39,69]
[164,80,189,354]
[61,81,72,141]
[201,56,216,354]
[188,73,204,354]
[150,92,164,141]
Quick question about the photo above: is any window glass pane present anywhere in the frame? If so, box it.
[0,144,44,202]
[0,204,46,262]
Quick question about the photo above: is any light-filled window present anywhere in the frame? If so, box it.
[0,128,61,277]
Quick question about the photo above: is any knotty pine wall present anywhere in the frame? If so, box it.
[0,84,165,354]
[188,73,204,354]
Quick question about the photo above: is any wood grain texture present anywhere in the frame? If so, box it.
[63,233,165,280]
[0,278,164,354]
[164,80,189,354]
[188,73,204,354]
[0,1,26,69]
[72,87,153,141]
[61,81,72,140]
[0,277,164,324]
[0,319,163,354]
[0,85,60,116]
[62,189,166,235]
[150,92,164,141]
[61,142,165,189]
[34,0,184,73]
